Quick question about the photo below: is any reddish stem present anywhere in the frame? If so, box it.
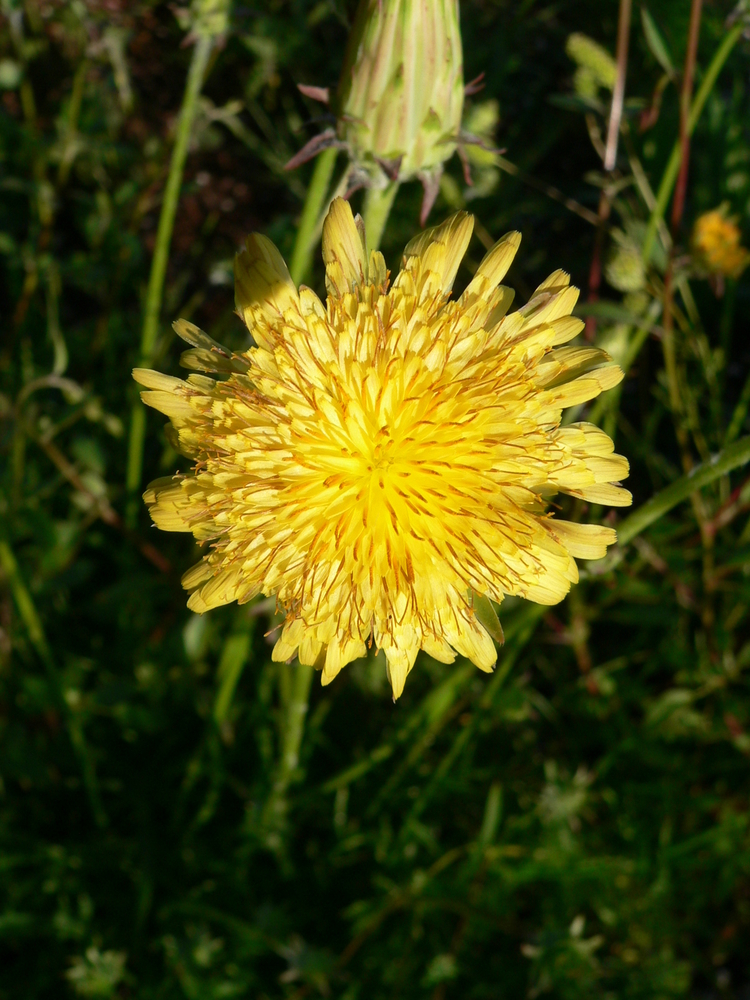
[585,0,632,340]
[671,0,703,232]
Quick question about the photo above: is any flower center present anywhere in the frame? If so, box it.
[370,429,394,472]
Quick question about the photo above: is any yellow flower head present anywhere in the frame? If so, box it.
[134,199,631,699]
[692,208,749,279]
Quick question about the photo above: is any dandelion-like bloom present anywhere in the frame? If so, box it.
[134,199,631,698]
[692,208,749,279]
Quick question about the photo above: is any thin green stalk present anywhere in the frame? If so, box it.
[670,0,703,232]
[289,147,338,285]
[642,22,743,264]
[657,0,714,629]
[10,419,26,510]
[57,58,88,188]
[125,33,214,510]
[261,661,314,848]
[586,0,631,341]
[662,275,684,429]
[616,435,750,546]
[213,628,253,727]
[362,183,399,250]
[0,539,52,663]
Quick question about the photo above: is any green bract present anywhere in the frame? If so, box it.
[336,0,464,189]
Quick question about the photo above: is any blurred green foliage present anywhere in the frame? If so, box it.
[2,1,750,998]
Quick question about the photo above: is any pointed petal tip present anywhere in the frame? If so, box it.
[466,229,523,293]
[402,211,475,292]
[322,197,368,297]
[234,232,298,341]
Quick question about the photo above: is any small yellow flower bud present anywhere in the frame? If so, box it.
[692,208,749,279]
[336,0,464,190]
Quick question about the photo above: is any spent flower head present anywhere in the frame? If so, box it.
[135,199,630,699]
[605,227,646,293]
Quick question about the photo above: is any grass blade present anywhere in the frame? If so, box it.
[617,436,750,545]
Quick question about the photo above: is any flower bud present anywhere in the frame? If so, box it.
[573,66,599,100]
[566,33,617,91]
[175,0,230,38]
[692,208,749,279]
[336,0,464,192]
[605,228,645,293]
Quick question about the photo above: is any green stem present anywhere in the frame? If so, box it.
[57,58,88,189]
[662,274,684,423]
[213,627,253,727]
[616,435,750,546]
[261,661,314,848]
[362,182,399,251]
[125,34,214,509]
[0,539,52,663]
[289,147,338,285]
[642,22,743,265]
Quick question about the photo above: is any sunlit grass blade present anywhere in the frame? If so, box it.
[289,147,338,285]
[617,435,750,546]
[213,630,252,727]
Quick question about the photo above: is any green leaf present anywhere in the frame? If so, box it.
[617,436,750,546]
[213,631,252,726]
[472,592,504,644]
[477,781,503,846]
[640,8,674,76]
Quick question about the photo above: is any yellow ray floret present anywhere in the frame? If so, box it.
[134,198,631,699]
